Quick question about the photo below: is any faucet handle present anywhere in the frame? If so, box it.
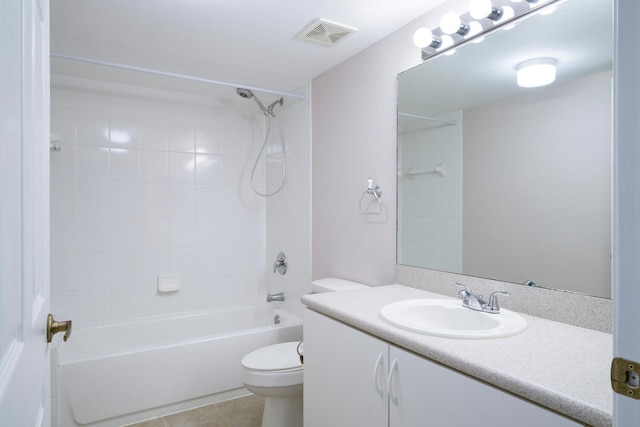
[454,282,472,298]
[484,291,510,313]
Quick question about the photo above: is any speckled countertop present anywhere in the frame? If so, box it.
[301,284,613,427]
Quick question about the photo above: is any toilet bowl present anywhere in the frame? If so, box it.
[242,278,368,427]
[242,341,304,427]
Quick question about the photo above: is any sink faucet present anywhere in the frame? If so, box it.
[455,283,509,314]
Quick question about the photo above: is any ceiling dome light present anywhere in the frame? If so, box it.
[469,0,504,21]
[413,27,441,48]
[516,58,557,88]
[440,13,470,35]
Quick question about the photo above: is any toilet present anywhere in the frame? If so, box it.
[241,278,368,427]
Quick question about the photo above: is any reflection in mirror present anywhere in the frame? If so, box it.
[397,0,613,298]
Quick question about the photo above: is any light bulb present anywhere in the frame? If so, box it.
[467,21,484,37]
[516,58,557,88]
[440,35,454,50]
[440,13,463,35]
[469,0,503,21]
[413,27,434,48]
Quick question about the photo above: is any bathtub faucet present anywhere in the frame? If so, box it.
[267,292,285,302]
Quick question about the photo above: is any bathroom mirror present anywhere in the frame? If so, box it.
[397,0,613,298]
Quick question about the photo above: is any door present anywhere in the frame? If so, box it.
[0,0,51,426]
[613,0,640,425]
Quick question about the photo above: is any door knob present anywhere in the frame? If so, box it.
[47,313,72,343]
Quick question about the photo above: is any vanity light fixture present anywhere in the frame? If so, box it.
[416,0,563,61]
[413,27,442,48]
[516,58,557,87]
[469,0,504,21]
[440,13,470,36]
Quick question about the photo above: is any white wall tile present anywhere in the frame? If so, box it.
[169,152,195,184]
[77,181,109,217]
[140,116,169,151]
[51,217,77,255]
[109,217,141,251]
[76,288,111,326]
[169,119,195,153]
[109,148,140,182]
[50,181,76,218]
[141,183,169,217]
[140,151,168,183]
[195,121,220,154]
[77,218,111,252]
[141,217,170,250]
[50,143,77,182]
[77,146,109,182]
[76,252,111,289]
[51,107,76,146]
[140,250,171,284]
[110,113,140,149]
[110,285,142,321]
[195,185,220,215]
[169,217,196,249]
[109,251,142,286]
[195,154,220,185]
[76,109,109,147]
[109,182,141,217]
[195,216,220,248]
[169,184,195,216]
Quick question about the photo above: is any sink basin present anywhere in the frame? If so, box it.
[380,299,527,339]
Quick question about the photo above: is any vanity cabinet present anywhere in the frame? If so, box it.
[303,308,582,427]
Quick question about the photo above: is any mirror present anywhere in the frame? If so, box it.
[397,0,613,298]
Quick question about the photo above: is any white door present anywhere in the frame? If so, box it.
[0,0,51,426]
[613,0,640,425]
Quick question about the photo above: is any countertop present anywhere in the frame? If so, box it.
[301,284,613,427]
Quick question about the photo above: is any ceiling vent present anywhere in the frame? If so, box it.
[298,19,357,46]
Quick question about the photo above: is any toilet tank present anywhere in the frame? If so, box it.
[310,278,369,293]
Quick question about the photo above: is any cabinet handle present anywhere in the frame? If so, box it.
[373,353,385,398]
[387,358,399,406]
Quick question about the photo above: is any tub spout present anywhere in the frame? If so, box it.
[267,292,285,302]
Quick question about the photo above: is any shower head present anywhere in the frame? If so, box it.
[236,87,268,115]
[236,88,254,99]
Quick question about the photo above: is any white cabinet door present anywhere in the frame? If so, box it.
[389,345,581,427]
[304,309,388,427]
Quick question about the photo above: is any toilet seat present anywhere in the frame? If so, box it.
[242,342,303,388]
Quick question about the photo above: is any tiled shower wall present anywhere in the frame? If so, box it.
[50,76,310,327]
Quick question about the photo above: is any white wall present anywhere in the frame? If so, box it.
[50,76,310,326]
[311,0,468,285]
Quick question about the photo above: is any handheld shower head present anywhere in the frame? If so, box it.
[236,87,268,115]
[236,88,254,99]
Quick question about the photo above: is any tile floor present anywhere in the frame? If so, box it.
[124,394,265,427]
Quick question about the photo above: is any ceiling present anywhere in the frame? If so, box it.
[50,0,448,96]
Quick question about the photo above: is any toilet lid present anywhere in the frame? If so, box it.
[242,341,303,372]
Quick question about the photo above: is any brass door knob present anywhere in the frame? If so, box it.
[47,313,72,343]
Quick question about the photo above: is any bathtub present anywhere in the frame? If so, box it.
[54,305,303,427]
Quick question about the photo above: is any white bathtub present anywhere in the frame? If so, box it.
[54,305,303,427]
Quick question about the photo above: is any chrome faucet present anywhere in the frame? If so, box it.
[455,283,509,314]
[267,292,285,302]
